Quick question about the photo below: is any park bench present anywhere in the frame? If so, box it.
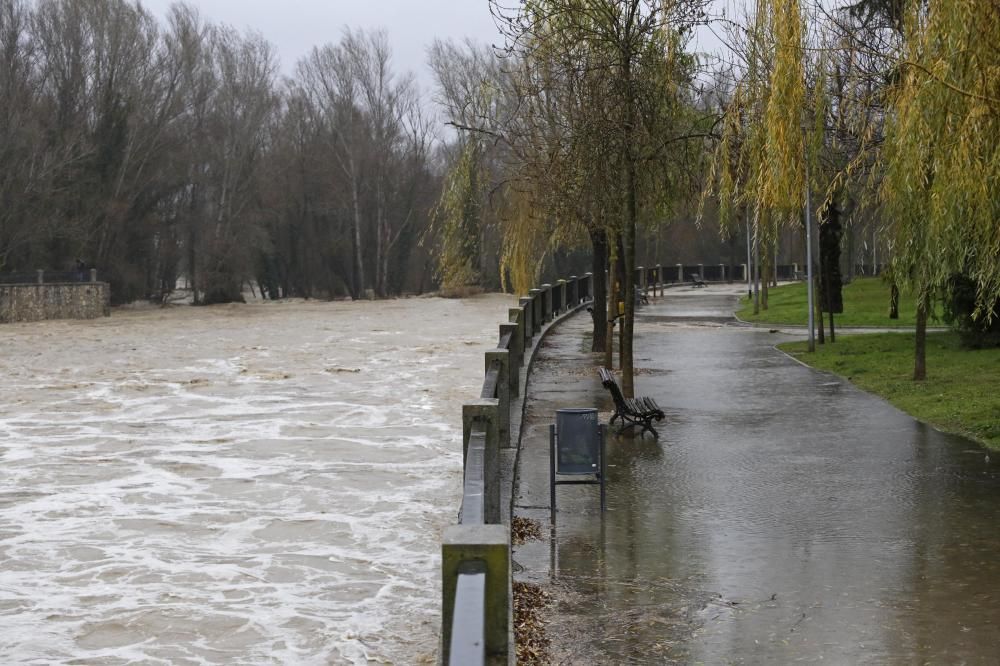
[688,274,706,287]
[635,285,649,305]
[598,367,665,438]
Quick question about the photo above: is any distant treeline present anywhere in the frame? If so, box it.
[0,0,455,304]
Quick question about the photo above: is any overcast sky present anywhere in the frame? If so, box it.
[139,0,502,95]
[135,0,741,118]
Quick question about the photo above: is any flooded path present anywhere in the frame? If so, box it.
[0,295,511,664]
[515,285,1000,663]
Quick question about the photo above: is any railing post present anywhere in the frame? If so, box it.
[89,268,98,283]
[463,399,500,524]
[485,351,510,450]
[441,524,510,662]
[636,266,645,296]
[499,323,520,396]
[36,269,44,285]
[528,289,542,334]
[698,263,705,281]
[584,272,593,300]
[742,263,748,281]
[518,299,534,346]
[676,264,683,282]
[720,264,726,282]
[507,307,525,364]
[655,264,662,296]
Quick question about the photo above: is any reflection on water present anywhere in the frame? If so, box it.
[526,288,1000,663]
[0,295,511,664]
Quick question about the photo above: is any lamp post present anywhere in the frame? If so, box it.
[805,154,815,352]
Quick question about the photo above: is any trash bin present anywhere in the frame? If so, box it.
[550,408,606,522]
[555,408,600,474]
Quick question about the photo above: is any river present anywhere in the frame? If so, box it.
[0,295,511,664]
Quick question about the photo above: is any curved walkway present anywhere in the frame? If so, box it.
[514,283,1000,663]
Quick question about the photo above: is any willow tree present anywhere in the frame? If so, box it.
[881,0,1000,379]
[703,0,806,316]
[491,0,706,397]
[433,140,486,291]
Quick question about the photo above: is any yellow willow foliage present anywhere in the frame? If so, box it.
[698,81,747,235]
[701,0,798,251]
[881,0,1000,319]
[499,184,553,296]
[807,55,827,198]
[432,140,483,289]
[760,0,804,216]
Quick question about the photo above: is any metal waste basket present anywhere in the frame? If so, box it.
[550,408,606,523]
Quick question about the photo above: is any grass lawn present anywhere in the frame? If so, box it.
[737,277,937,327]
[780,331,1000,449]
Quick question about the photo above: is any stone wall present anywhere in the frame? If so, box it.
[0,282,111,323]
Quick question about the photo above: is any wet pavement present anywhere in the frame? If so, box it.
[514,284,1000,664]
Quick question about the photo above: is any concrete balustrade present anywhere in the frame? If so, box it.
[441,267,613,663]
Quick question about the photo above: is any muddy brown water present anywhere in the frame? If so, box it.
[515,285,1000,664]
[0,295,512,664]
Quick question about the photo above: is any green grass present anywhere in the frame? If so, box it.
[780,332,1000,449]
[737,278,938,327]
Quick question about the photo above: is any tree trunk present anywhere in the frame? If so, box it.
[375,180,385,297]
[914,291,929,380]
[761,261,769,310]
[188,227,198,305]
[752,219,760,315]
[605,252,615,371]
[819,201,844,313]
[622,157,637,399]
[847,222,856,282]
[350,170,365,298]
[772,239,779,287]
[815,271,825,344]
[728,231,737,284]
[590,228,609,353]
